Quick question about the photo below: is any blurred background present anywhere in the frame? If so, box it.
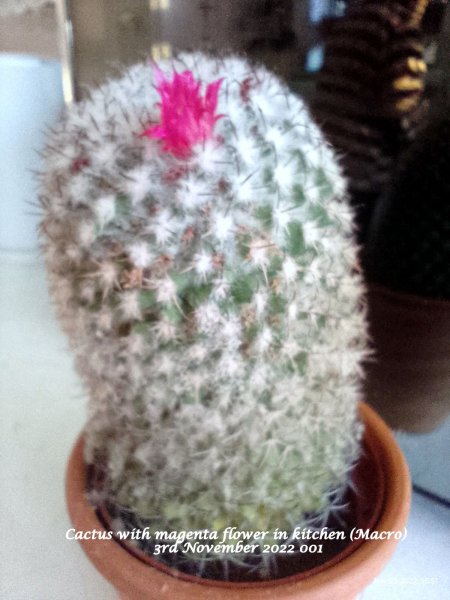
[2,1,447,100]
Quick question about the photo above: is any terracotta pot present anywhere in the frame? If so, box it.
[364,284,450,433]
[66,402,410,600]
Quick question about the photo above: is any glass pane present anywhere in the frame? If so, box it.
[68,0,345,99]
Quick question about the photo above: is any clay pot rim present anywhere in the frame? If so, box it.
[66,402,411,599]
[367,282,450,312]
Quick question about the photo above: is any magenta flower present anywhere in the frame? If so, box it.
[141,67,223,158]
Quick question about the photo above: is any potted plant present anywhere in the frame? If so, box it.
[363,114,450,432]
[39,52,410,598]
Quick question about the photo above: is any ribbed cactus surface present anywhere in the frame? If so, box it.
[40,53,367,570]
[365,115,450,298]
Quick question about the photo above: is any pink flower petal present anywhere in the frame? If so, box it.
[141,67,223,158]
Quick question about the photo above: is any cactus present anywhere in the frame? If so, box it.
[364,114,450,299]
[40,52,367,578]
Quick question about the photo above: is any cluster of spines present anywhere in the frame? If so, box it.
[40,53,367,574]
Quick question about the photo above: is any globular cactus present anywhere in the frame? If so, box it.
[40,52,367,577]
[364,114,450,298]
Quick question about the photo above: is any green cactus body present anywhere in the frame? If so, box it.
[40,53,367,574]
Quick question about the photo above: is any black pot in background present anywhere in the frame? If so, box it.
[363,284,450,433]
[362,112,450,432]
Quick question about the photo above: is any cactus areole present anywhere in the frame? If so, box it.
[40,53,368,580]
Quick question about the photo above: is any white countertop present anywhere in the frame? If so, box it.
[1,252,449,600]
